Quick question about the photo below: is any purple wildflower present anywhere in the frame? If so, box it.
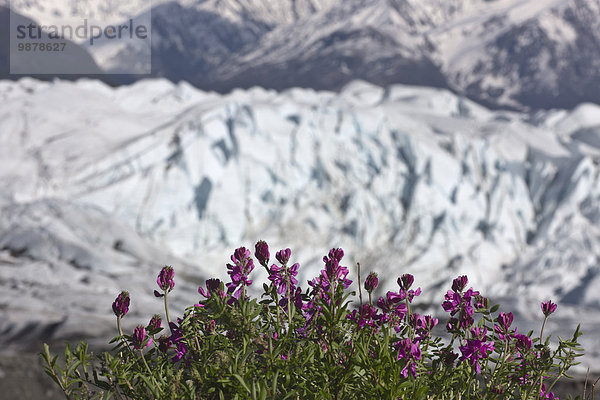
[146,314,162,332]
[409,314,438,339]
[459,315,474,330]
[293,287,304,309]
[459,338,494,373]
[226,247,254,300]
[497,312,514,330]
[474,295,488,310]
[154,266,175,297]
[168,321,183,343]
[321,248,352,290]
[298,294,323,337]
[112,291,130,318]
[452,275,469,292]
[276,248,291,265]
[165,321,187,361]
[377,291,408,329]
[442,291,461,314]
[398,274,414,291]
[255,240,270,267]
[419,315,438,333]
[470,326,488,341]
[494,312,514,341]
[198,278,222,299]
[442,277,479,332]
[132,325,152,350]
[300,249,352,336]
[397,273,422,303]
[395,338,422,378]
[364,272,379,293]
[540,384,558,400]
[172,342,187,362]
[347,304,380,331]
[308,247,352,297]
[269,261,299,295]
[541,300,557,317]
[514,334,532,353]
[207,319,216,334]
[406,287,422,303]
[327,248,344,263]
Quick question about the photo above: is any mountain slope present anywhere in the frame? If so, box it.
[6,0,600,110]
[430,0,600,110]
[155,0,600,110]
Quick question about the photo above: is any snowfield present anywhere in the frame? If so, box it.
[1,77,599,369]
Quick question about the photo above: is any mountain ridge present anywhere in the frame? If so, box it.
[5,0,600,110]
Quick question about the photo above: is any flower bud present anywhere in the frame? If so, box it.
[474,295,488,310]
[232,247,251,264]
[541,300,557,317]
[132,325,152,350]
[146,314,162,332]
[276,248,291,265]
[451,275,468,293]
[157,266,175,293]
[199,278,222,298]
[496,312,513,331]
[254,240,270,267]
[207,319,216,334]
[364,272,378,293]
[112,291,130,318]
[327,248,344,262]
[398,274,414,291]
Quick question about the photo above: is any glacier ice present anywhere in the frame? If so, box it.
[1,78,600,367]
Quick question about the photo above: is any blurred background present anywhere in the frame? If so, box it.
[2,0,600,397]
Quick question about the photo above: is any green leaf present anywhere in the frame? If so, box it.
[233,372,252,393]
[271,370,279,395]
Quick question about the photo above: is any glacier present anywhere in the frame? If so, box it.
[1,77,600,368]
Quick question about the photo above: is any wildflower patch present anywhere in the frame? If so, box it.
[41,242,584,399]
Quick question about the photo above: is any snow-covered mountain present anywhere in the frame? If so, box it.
[2,77,600,367]
[5,0,600,110]
[213,0,600,110]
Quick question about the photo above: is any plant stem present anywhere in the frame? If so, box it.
[538,316,549,396]
[164,291,171,325]
[274,289,282,337]
[540,316,548,343]
[117,316,124,339]
[357,262,363,306]
[42,346,72,400]
[489,339,510,390]
[139,349,161,395]
[405,297,413,340]
[286,267,292,329]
